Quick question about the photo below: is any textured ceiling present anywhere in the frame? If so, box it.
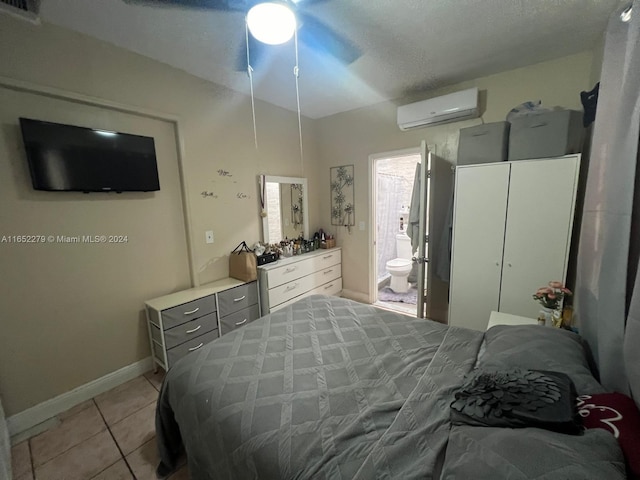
[38,0,620,119]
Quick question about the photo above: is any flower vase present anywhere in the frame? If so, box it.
[552,308,563,328]
[538,307,553,327]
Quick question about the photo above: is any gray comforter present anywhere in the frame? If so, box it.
[156,295,626,479]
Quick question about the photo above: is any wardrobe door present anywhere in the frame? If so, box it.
[449,163,510,330]
[499,157,579,318]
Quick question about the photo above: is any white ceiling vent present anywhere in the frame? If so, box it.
[0,0,40,23]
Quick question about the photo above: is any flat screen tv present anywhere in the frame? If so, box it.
[19,118,160,192]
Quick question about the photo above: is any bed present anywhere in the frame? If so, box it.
[156,295,628,479]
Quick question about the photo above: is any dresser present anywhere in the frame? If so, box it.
[145,278,260,371]
[258,247,342,313]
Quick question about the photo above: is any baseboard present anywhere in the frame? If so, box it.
[7,356,153,439]
[341,289,371,304]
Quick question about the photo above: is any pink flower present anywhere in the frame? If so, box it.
[533,281,572,309]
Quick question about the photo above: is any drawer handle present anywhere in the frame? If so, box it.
[188,342,204,352]
[285,283,299,292]
[284,266,297,273]
[186,325,201,334]
[324,283,334,290]
[183,307,200,315]
[235,318,248,326]
[233,295,246,302]
[530,122,548,128]
[471,132,489,137]
[323,255,333,259]
[323,269,333,275]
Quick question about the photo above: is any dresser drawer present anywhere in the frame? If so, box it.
[167,329,219,367]
[162,312,218,350]
[220,304,260,335]
[161,295,217,330]
[218,282,258,317]
[271,277,343,312]
[311,249,342,271]
[269,274,315,307]
[270,266,341,308]
[311,263,341,288]
[310,277,342,297]
[267,259,314,288]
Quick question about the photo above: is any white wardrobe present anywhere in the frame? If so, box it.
[448,155,580,330]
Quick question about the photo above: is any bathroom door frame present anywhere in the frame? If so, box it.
[368,143,435,317]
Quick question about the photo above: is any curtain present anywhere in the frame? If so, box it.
[575,1,640,395]
[377,174,407,280]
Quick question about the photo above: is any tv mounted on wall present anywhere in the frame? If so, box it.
[19,118,160,192]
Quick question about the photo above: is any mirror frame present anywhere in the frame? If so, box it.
[261,175,309,244]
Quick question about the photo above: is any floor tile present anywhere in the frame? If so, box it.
[10,417,59,446]
[90,459,134,479]
[111,402,156,456]
[144,369,166,391]
[94,376,158,426]
[34,430,120,480]
[11,441,32,478]
[58,399,95,420]
[125,438,160,480]
[30,403,106,467]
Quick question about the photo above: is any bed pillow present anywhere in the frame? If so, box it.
[478,325,604,395]
[451,368,582,434]
[579,392,640,479]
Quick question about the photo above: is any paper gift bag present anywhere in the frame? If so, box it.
[229,241,257,282]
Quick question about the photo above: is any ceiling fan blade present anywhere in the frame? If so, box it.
[235,33,269,72]
[291,0,331,5]
[297,12,361,65]
[122,0,243,11]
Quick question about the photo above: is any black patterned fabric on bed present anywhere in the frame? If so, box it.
[156,295,626,480]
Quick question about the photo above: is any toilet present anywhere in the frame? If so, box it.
[385,232,413,293]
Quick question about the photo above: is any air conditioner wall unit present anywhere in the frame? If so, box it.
[397,87,479,131]
[0,0,40,24]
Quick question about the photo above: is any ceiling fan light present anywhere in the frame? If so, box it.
[247,2,296,45]
[620,5,632,23]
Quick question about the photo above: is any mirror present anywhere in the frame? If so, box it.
[261,175,308,243]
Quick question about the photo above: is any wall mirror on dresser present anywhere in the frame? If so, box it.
[261,176,309,243]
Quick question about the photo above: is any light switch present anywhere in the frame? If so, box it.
[205,231,214,244]
[359,221,366,231]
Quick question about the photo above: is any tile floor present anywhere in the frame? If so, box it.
[10,370,188,480]
[375,299,417,316]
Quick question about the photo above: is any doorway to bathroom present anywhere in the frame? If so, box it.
[370,148,426,316]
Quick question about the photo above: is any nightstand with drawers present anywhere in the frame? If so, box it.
[486,311,538,330]
[145,278,260,371]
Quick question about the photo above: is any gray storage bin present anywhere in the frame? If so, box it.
[457,121,510,166]
[508,110,584,161]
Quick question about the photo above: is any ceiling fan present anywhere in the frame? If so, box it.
[122,0,362,71]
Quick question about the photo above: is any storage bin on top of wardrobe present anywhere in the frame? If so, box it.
[508,110,583,161]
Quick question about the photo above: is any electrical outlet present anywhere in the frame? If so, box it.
[359,221,366,231]
[205,231,214,244]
